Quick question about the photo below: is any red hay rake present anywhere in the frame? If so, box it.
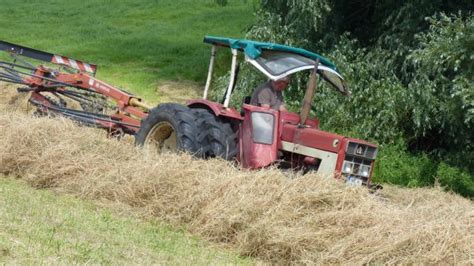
[0,40,150,137]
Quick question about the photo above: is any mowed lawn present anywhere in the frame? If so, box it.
[0,178,251,264]
[0,0,256,100]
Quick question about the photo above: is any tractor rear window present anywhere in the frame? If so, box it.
[255,51,314,76]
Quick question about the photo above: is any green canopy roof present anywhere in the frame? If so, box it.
[203,35,337,70]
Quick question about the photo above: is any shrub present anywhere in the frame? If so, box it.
[436,163,474,198]
[372,142,438,187]
[239,2,473,196]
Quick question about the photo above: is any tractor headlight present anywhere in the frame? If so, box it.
[360,165,371,177]
[342,161,353,174]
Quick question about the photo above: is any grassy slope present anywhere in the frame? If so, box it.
[0,2,256,262]
[0,177,250,264]
[0,0,255,100]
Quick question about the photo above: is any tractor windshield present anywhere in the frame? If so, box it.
[247,51,349,95]
[255,51,314,76]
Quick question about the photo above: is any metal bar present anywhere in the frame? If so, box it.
[0,61,36,71]
[0,64,34,83]
[0,73,24,83]
[0,72,22,81]
[29,99,140,128]
[299,59,319,126]
[57,91,100,104]
[223,48,238,108]
[0,71,22,82]
[0,78,25,85]
[203,45,217,99]
[56,89,108,102]
[129,98,151,111]
[0,40,97,75]
[11,53,36,69]
[0,40,53,62]
[52,108,109,120]
[48,89,112,112]
[60,93,110,113]
[2,67,75,87]
[3,68,23,80]
[45,102,110,119]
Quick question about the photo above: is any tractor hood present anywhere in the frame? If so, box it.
[204,36,350,95]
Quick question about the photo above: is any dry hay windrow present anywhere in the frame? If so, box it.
[1,111,473,264]
[0,83,32,113]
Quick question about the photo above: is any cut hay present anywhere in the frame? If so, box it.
[0,111,473,264]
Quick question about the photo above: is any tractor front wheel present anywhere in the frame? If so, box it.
[135,103,201,156]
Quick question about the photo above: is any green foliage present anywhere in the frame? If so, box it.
[260,0,331,47]
[215,0,228,6]
[246,1,474,196]
[314,38,412,144]
[372,141,437,188]
[373,143,474,198]
[408,14,474,142]
[436,163,474,198]
[247,9,473,155]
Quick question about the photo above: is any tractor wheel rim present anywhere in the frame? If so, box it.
[145,121,177,152]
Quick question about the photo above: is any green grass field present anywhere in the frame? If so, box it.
[0,0,256,100]
[0,1,256,263]
[0,178,251,264]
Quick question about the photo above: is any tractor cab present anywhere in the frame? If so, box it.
[187,36,377,187]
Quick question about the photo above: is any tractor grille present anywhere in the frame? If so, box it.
[346,142,377,159]
[342,142,378,185]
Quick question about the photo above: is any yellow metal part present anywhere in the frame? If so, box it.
[129,98,152,111]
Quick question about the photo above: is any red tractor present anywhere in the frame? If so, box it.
[0,36,377,187]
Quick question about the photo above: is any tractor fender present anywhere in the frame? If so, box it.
[186,99,243,121]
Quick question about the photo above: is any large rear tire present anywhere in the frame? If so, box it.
[192,109,213,156]
[209,119,238,160]
[191,108,238,160]
[135,103,201,156]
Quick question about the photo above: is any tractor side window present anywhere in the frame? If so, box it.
[255,51,314,76]
[251,112,275,144]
